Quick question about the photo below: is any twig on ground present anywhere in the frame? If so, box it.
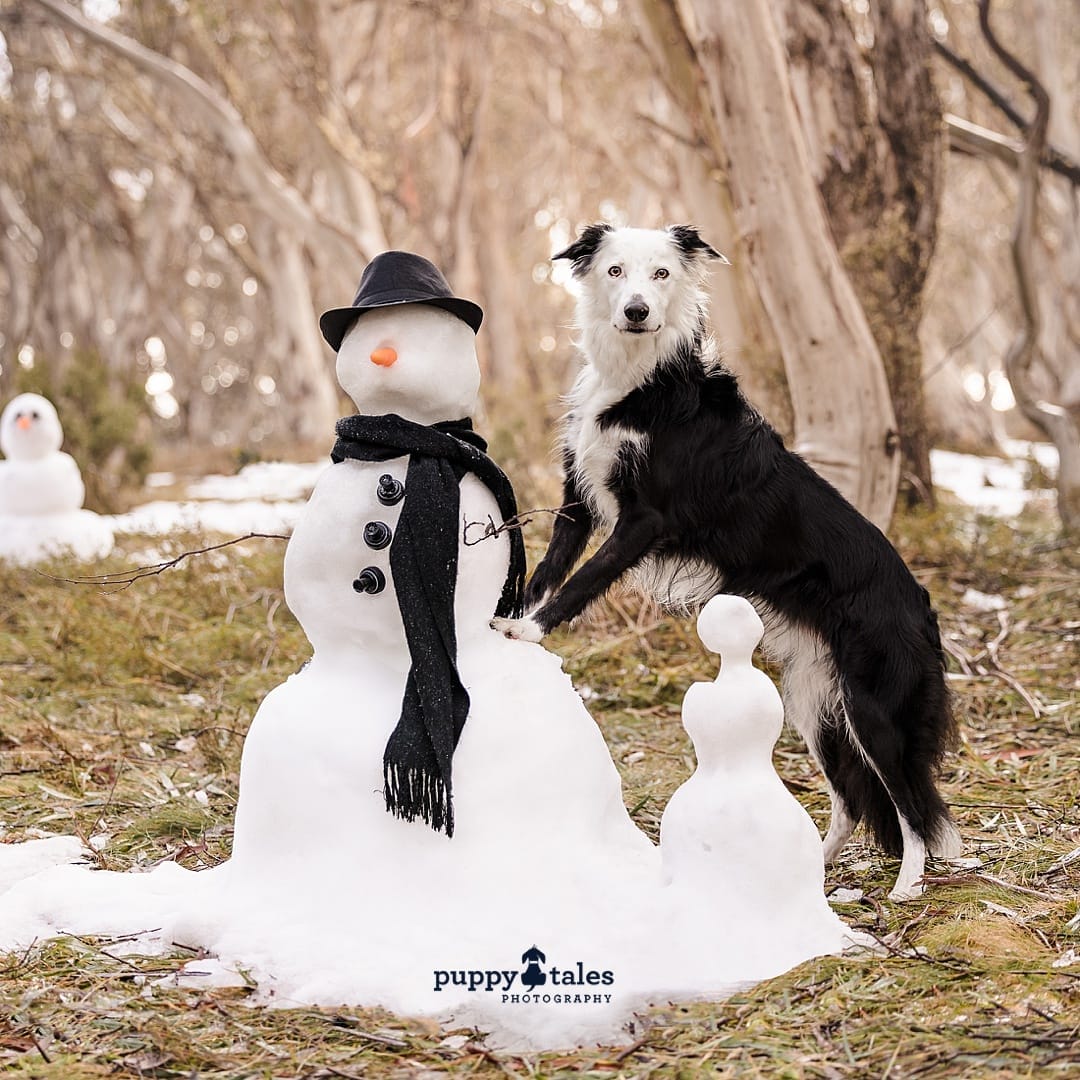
[943,637,975,676]
[920,871,1059,901]
[981,610,1043,719]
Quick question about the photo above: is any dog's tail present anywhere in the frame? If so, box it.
[833,649,960,860]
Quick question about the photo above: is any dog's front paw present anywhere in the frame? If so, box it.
[490,615,544,642]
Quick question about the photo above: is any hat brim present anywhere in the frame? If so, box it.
[319,295,484,352]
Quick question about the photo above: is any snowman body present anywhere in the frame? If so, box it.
[0,394,113,563]
[0,451,84,516]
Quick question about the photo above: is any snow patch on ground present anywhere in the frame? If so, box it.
[930,440,1058,518]
[108,460,329,538]
[106,441,1059,543]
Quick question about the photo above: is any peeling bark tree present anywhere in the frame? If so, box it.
[652,0,901,528]
[628,0,789,432]
[935,0,1080,534]
[976,0,1080,534]
[774,0,944,508]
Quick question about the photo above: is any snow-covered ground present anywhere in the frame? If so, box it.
[111,460,331,537]
[930,440,1059,518]
[103,441,1059,541]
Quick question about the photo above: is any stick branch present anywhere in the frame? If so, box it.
[933,38,1080,185]
[462,505,580,546]
[36,533,288,592]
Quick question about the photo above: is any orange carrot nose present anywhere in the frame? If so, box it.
[370,347,398,367]
[16,415,32,430]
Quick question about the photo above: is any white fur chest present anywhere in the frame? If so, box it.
[566,368,647,527]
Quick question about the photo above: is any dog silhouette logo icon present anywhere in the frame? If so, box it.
[520,945,547,990]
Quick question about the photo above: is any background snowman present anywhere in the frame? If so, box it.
[0,392,114,563]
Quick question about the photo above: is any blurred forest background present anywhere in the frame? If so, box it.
[0,0,1076,531]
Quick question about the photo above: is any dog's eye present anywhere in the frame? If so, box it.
[654,268,670,280]
[607,265,622,278]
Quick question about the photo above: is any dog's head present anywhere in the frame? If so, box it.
[554,225,728,367]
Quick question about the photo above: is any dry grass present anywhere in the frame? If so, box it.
[1,499,1077,1079]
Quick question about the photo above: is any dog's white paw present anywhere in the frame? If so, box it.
[887,880,926,902]
[490,615,544,642]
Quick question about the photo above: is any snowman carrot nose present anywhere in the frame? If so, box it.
[16,415,32,430]
[370,347,398,367]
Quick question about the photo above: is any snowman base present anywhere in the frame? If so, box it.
[0,509,114,565]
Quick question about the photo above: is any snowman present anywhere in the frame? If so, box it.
[658,594,861,984]
[216,252,659,994]
[0,392,114,564]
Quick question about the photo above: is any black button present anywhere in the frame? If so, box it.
[377,474,405,506]
[363,521,392,549]
[352,567,386,594]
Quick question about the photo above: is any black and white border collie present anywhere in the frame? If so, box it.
[493,223,961,900]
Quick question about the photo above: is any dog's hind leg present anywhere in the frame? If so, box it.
[777,638,860,863]
[822,781,857,865]
[930,817,963,860]
[840,681,955,900]
[815,723,863,864]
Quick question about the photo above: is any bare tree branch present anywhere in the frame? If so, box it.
[944,112,1025,169]
[37,533,288,592]
[978,0,1080,534]
[28,0,370,263]
[933,38,1080,185]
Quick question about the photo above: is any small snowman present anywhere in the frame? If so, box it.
[0,393,113,564]
[658,594,858,979]
[0,393,84,515]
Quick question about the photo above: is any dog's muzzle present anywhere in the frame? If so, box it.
[620,297,657,334]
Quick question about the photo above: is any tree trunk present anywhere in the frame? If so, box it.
[776,0,942,508]
[670,0,900,528]
[979,0,1080,534]
[627,0,790,432]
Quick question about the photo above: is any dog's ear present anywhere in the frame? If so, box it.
[668,225,730,266]
[552,223,614,277]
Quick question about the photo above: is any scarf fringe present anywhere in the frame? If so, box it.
[384,761,455,838]
[497,560,526,620]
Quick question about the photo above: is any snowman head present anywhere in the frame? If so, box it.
[335,305,481,424]
[696,594,764,664]
[321,252,485,426]
[0,393,64,461]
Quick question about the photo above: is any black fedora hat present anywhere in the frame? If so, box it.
[319,250,484,351]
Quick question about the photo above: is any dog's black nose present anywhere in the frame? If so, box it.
[624,299,650,324]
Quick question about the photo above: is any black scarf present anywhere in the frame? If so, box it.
[331,413,525,837]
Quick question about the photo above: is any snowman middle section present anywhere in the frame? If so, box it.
[231,452,657,898]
